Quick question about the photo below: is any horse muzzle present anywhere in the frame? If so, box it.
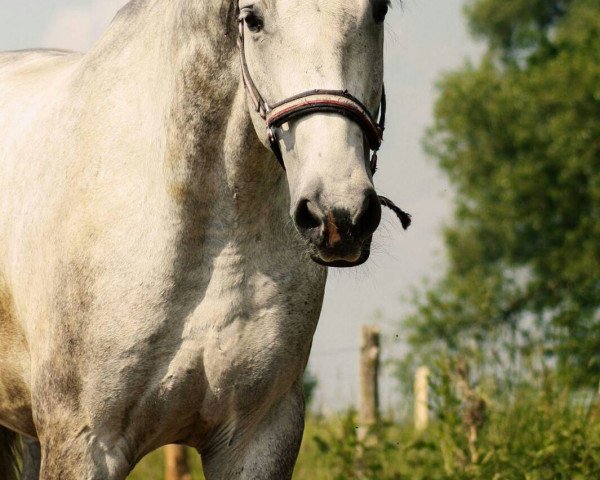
[293,189,382,268]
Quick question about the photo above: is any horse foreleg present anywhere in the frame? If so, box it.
[201,384,305,480]
[21,436,41,480]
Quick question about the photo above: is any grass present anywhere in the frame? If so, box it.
[128,386,600,480]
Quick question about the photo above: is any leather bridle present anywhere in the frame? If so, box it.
[237,18,385,175]
[237,16,412,230]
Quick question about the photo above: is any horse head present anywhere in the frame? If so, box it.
[238,0,391,267]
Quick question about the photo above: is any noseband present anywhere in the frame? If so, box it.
[237,18,412,230]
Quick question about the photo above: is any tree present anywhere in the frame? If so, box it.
[403,0,600,388]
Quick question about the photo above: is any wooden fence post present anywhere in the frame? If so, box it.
[414,366,430,432]
[358,325,381,441]
[164,445,192,480]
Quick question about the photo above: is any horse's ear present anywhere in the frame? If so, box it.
[223,0,238,37]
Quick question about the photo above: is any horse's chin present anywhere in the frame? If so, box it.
[309,238,372,268]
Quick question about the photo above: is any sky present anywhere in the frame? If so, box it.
[0,0,481,412]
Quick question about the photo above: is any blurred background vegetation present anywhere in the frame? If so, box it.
[129,0,600,477]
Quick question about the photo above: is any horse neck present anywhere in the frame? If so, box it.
[93,0,288,227]
[167,1,288,225]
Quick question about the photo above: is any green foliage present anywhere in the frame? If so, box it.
[391,3,600,474]
[397,359,600,479]
[302,371,600,479]
[466,0,574,55]
[309,410,401,480]
[405,0,600,388]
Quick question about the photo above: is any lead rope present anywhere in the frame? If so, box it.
[379,195,412,230]
[370,88,412,231]
[372,151,412,230]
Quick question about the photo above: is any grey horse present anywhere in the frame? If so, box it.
[0,0,397,478]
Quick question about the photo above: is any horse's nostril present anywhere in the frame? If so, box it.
[355,189,382,240]
[294,199,322,231]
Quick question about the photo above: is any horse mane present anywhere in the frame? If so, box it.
[105,0,239,42]
[114,0,147,22]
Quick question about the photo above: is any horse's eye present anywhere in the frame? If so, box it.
[243,12,264,33]
[373,2,389,24]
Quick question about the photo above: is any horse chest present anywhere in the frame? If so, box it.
[145,247,326,431]
[190,260,322,405]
